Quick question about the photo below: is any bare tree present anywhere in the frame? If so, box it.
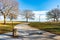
[46,8,60,22]
[21,10,34,22]
[8,12,18,21]
[0,0,18,24]
[8,11,18,37]
[0,0,19,37]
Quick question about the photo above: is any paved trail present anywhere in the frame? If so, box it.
[14,23,39,30]
[0,23,60,40]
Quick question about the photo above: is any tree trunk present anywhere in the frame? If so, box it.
[12,21,15,37]
[11,20,14,37]
[12,20,17,37]
[53,18,55,22]
[10,18,12,21]
[26,18,28,22]
[56,18,58,22]
[12,21,14,36]
[4,15,6,24]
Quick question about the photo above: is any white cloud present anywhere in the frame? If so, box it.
[32,11,47,22]
[33,11,47,15]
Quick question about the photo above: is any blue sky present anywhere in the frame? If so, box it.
[0,0,60,22]
[16,0,60,22]
[17,0,60,11]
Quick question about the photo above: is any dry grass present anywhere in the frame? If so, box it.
[29,22,60,35]
[0,21,21,34]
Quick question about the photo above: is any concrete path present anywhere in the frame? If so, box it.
[0,23,60,40]
[14,23,39,30]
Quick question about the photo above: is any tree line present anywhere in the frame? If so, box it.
[0,0,34,37]
[46,5,60,22]
[0,0,34,24]
[0,0,60,24]
[0,0,60,37]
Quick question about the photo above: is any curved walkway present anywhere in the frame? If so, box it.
[14,23,39,30]
[0,23,60,40]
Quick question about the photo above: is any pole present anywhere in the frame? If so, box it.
[39,15,40,22]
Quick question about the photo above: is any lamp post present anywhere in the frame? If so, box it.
[39,14,43,22]
[10,11,17,37]
[39,15,40,22]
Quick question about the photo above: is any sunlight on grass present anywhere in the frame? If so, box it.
[29,22,60,35]
[0,21,21,34]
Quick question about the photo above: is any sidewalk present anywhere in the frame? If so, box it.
[14,24,39,30]
[0,24,60,40]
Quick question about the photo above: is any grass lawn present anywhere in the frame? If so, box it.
[0,21,21,34]
[29,22,60,35]
[0,21,60,35]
